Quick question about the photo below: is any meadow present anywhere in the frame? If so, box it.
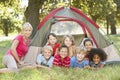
[0,35,120,80]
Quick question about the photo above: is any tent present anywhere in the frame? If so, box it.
[24,7,120,65]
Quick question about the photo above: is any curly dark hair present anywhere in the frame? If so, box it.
[88,48,107,62]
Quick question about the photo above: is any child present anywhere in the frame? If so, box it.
[53,45,70,67]
[46,33,60,56]
[83,38,94,59]
[62,35,76,57]
[70,47,89,68]
[37,46,54,68]
[88,48,107,70]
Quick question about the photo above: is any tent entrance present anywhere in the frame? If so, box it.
[50,21,85,46]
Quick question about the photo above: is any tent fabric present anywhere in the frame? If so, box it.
[23,46,42,65]
[103,44,120,62]
[29,6,120,63]
[31,7,111,48]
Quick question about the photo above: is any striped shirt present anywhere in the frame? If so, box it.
[53,53,70,67]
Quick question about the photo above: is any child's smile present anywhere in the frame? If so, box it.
[93,54,100,64]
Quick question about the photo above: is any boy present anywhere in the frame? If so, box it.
[70,47,89,68]
[37,46,54,68]
[53,45,70,67]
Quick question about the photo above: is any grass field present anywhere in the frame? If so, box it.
[0,35,120,80]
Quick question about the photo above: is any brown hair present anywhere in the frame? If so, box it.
[58,45,69,53]
[62,35,75,46]
[47,33,57,40]
[83,38,93,46]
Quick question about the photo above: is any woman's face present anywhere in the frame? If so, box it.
[23,27,32,38]
[59,47,68,58]
[64,37,72,47]
[93,54,100,64]
[43,49,52,60]
[84,41,93,51]
[48,35,57,45]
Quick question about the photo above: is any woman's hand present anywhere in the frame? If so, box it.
[18,61,24,65]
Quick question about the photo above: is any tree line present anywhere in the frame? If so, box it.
[0,0,120,36]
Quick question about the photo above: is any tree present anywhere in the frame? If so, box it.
[114,0,120,27]
[25,0,68,38]
[72,0,117,34]
[24,0,45,38]
[0,0,22,36]
[25,0,119,36]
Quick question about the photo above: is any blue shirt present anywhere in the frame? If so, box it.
[37,54,54,67]
[70,56,89,68]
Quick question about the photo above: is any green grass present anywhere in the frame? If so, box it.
[0,35,120,80]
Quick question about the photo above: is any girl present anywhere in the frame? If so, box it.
[46,33,60,56]
[88,48,107,70]
[83,38,94,59]
[62,35,76,57]
[1,22,33,73]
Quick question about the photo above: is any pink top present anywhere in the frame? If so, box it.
[7,35,30,59]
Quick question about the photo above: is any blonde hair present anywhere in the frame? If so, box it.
[42,45,53,54]
[22,22,33,30]
[62,35,75,45]
[75,47,85,54]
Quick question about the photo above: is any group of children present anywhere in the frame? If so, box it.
[0,23,107,73]
[36,33,107,70]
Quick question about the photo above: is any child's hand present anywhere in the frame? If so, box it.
[84,65,90,69]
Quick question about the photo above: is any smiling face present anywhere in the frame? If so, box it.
[76,53,85,62]
[48,35,57,45]
[43,49,52,60]
[75,48,85,62]
[64,37,72,47]
[84,41,93,51]
[23,27,32,38]
[93,54,101,64]
[59,47,68,58]
[22,22,33,38]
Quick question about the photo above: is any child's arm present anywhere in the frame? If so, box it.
[53,54,60,67]
[36,55,42,65]
[99,63,105,68]
[55,48,58,55]
[99,62,105,68]
[70,58,74,68]
[84,60,90,69]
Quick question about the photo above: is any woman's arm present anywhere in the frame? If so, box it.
[11,40,23,65]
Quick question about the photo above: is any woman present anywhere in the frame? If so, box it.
[1,22,33,73]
